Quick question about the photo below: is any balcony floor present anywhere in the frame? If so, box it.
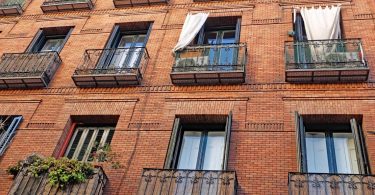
[72,73,141,88]
[170,71,245,85]
[0,75,49,89]
[285,68,369,83]
[41,1,92,12]
[0,6,22,15]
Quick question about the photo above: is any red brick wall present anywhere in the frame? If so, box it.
[0,0,375,194]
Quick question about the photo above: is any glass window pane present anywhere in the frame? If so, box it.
[202,132,225,170]
[66,129,83,159]
[77,130,94,161]
[204,32,218,45]
[221,31,236,44]
[333,133,359,174]
[87,129,104,162]
[306,132,329,173]
[177,131,202,169]
[40,38,64,52]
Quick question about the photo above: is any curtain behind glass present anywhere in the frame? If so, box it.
[202,132,225,170]
[177,131,201,169]
[306,133,329,173]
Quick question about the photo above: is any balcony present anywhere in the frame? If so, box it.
[41,0,93,12]
[72,47,149,87]
[113,0,167,8]
[289,172,375,195]
[137,169,237,195]
[9,166,107,194]
[0,0,24,15]
[170,43,246,85]
[0,52,61,89]
[285,39,369,83]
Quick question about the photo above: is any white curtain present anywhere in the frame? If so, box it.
[300,6,341,61]
[172,13,209,53]
[300,6,341,41]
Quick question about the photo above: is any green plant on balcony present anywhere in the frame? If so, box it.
[89,143,123,169]
[6,155,95,189]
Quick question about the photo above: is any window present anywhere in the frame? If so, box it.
[164,113,232,170]
[295,113,370,174]
[26,26,73,53]
[0,116,22,156]
[64,126,114,162]
[99,22,152,69]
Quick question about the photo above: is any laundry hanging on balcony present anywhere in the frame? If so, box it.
[294,5,342,63]
[172,13,209,53]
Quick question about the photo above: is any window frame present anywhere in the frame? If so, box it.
[295,113,371,174]
[164,112,232,171]
[0,116,22,156]
[26,27,73,53]
[64,126,115,162]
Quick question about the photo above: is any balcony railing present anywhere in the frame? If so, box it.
[170,43,247,85]
[137,169,237,195]
[0,52,61,89]
[0,0,24,15]
[72,47,149,87]
[289,172,375,195]
[285,39,369,83]
[8,166,107,195]
[113,0,168,8]
[41,0,93,12]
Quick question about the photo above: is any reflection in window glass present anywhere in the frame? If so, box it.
[333,133,359,174]
[202,132,225,170]
[177,131,201,169]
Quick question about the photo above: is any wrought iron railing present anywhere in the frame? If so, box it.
[289,172,375,195]
[0,52,61,79]
[74,47,149,77]
[8,166,108,195]
[285,39,368,70]
[137,168,237,195]
[172,43,247,73]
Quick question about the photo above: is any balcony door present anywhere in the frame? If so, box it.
[100,24,152,70]
[204,30,236,69]
[26,27,73,53]
[164,113,232,171]
[39,36,65,52]
[295,113,371,174]
[109,34,146,69]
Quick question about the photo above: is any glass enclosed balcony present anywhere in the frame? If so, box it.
[137,168,237,195]
[0,52,61,89]
[285,39,369,83]
[170,43,247,85]
[41,0,93,12]
[72,47,149,87]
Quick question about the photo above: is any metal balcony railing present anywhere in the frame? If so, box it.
[41,0,93,12]
[137,168,237,195]
[0,52,61,89]
[289,172,375,195]
[113,0,168,8]
[8,166,107,195]
[284,39,369,83]
[171,43,247,85]
[0,0,25,15]
[72,47,149,87]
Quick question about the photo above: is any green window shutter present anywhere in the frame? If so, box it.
[295,112,307,172]
[223,111,232,170]
[350,118,371,174]
[0,116,22,156]
[164,118,180,169]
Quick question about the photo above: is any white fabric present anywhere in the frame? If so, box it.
[172,13,209,53]
[300,6,341,61]
[300,5,341,41]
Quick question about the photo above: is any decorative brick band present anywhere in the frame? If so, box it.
[128,122,161,129]
[245,122,284,131]
[26,123,56,129]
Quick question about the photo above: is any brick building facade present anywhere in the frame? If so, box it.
[0,0,374,194]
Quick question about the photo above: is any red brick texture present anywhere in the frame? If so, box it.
[0,0,375,194]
